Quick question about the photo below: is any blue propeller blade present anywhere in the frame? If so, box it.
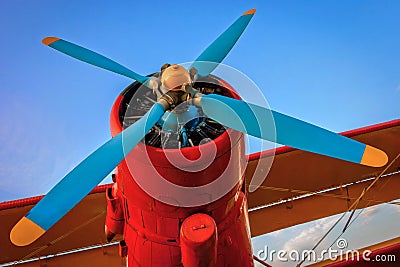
[190,9,256,77]
[200,94,388,167]
[10,103,165,246]
[42,37,149,84]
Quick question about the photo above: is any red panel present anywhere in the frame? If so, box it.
[151,241,172,267]
[157,216,180,239]
[105,186,124,238]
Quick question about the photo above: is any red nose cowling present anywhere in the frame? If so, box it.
[106,79,254,266]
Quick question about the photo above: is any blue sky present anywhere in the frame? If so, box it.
[1,0,399,264]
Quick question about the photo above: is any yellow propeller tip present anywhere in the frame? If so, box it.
[10,217,45,246]
[361,145,388,167]
[42,37,60,46]
[242,9,256,16]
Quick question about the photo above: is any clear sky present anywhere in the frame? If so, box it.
[1,0,399,264]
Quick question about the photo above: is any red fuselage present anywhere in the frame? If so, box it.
[106,78,254,266]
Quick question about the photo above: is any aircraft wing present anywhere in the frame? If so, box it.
[247,119,400,236]
[0,185,123,266]
[0,119,399,266]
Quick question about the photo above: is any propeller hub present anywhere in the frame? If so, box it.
[161,64,191,90]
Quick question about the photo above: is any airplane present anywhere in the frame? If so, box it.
[3,8,397,266]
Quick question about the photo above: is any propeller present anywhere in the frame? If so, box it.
[42,9,256,83]
[10,9,258,247]
[190,9,256,77]
[42,37,149,84]
[10,103,165,246]
[199,94,388,168]
[11,8,388,248]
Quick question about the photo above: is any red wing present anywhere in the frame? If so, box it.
[247,119,400,236]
